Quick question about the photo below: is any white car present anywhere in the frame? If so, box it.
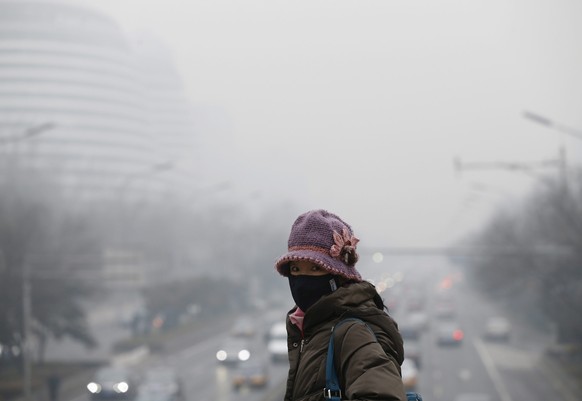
[401,358,419,391]
[484,317,511,342]
[267,322,288,362]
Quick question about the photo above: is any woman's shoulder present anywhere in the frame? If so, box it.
[335,309,404,365]
[331,318,378,353]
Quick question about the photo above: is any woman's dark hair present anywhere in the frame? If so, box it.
[373,292,388,312]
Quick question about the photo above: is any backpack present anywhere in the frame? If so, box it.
[323,317,423,401]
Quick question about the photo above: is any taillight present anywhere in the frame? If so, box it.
[453,329,464,341]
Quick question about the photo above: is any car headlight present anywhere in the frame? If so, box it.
[87,382,101,393]
[114,382,129,393]
[238,349,250,361]
[216,350,227,361]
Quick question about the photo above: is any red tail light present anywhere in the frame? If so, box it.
[453,329,464,341]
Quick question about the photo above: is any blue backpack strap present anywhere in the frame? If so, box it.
[407,391,423,401]
[324,318,368,401]
[324,317,424,401]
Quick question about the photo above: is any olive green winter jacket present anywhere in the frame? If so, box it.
[283,281,407,401]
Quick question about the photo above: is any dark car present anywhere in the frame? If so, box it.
[231,360,269,390]
[87,366,137,400]
[399,321,421,340]
[230,317,256,338]
[216,338,252,365]
[436,321,464,346]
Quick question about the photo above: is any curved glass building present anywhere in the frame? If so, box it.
[0,0,195,200]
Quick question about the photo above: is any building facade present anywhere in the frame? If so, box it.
[0,0,195,201]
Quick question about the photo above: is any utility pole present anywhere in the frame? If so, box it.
[22,260,32,401]
[523,110,582,190]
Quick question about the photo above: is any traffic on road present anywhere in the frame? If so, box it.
[58,255,570,401]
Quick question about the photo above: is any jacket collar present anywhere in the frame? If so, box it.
[301,281,379,332]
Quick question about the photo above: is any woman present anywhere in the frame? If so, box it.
[275,209,407,401]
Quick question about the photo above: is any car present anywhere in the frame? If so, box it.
[215,338,251,365]
[399,312,429,341]
[86,366,137,400]
[134,387,176,401]
[139,366,183,401]
[483,317,511,342]
[266,322,288,362]
[231,360,269,390]
[406,296,425,312]
[230,317,256,338]
[0,342,20,361]
[436,321,464,346]
[403,340,422,369]
[401,358,419,391]
[408,312,429,330]
[398,321,422,340]
[435,301,456,318]
[454,393,492,401]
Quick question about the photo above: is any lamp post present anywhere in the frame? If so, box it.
[0,122,57,401]
[22,260,32,401]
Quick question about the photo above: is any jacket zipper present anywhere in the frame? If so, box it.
[291,337,306,399]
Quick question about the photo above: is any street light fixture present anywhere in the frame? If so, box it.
[0,121,57,145]
[523,111,582,141]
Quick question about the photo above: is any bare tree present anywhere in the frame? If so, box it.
[0,165,100,366]
[463,169,582,345]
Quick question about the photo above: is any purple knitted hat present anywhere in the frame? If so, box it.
[275,209,362,282]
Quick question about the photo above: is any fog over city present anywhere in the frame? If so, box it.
[1,2,581,401]
[96,0,582,247]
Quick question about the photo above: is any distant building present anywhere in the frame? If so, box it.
[0,0,196,201]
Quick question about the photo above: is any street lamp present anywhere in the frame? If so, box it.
[22,260,32,401]
[523,111,582,141]
[0,122,57,146]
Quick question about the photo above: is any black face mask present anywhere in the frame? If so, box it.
[288,274,337,312]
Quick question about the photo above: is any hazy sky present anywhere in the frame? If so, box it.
[93,0,582,248]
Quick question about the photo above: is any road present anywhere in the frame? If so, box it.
[44,290,144,363]
[61,254,575,401]
[386,255,569,401]
[65,306,290,401]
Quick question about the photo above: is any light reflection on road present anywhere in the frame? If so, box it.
[215,365,229,401]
